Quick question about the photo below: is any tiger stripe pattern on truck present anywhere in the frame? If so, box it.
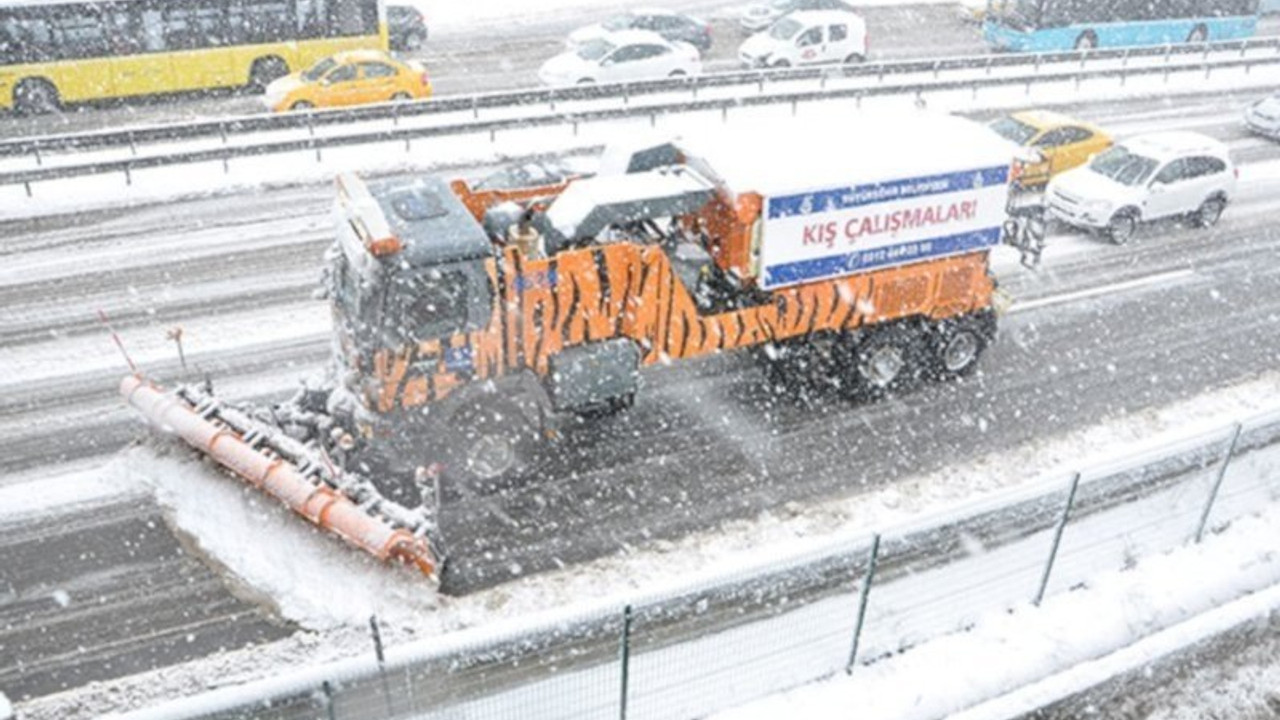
[371,242,994,414]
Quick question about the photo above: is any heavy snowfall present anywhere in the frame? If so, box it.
[2,0,1280,718]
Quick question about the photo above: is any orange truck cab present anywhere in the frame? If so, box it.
[327,113,1016,485]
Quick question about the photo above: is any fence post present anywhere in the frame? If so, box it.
[619,604,634,720]
[370,615,393,715]
[845,534,881,675]
[1196,423,1243,544]
[1034,472,1081,607]
[320,680,337,720]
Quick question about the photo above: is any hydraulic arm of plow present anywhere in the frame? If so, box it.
[120,375,440,583]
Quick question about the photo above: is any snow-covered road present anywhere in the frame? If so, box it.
[3,89,1280,712]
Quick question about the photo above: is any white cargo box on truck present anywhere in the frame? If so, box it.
[685,112,1016,289]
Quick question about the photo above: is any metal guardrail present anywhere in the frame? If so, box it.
[103,406,1280,720]
[3,37,1278,162]
[6,47,1280,193]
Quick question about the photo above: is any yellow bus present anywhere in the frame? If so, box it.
[0,0,387,114]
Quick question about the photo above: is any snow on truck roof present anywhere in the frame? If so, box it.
[681,112,1018,198]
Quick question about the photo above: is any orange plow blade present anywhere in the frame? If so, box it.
[120,375,438,582]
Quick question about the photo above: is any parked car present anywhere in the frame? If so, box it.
[263,51,431,112]
[538,30,701,86]
[387,4,428,52]
[988,109,1113,189]
[568,9,712,53]
[1244,92,1280,140]
[738,10,867,68]
[1046,131,1236,244]
[738,0,855,33]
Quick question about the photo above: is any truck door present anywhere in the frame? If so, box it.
[391,259,495,378]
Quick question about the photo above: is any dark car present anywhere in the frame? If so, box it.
[568,9,713,53]
[388,5,428,52]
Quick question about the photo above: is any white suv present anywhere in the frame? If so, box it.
[1046,131,1236,244]
[738,10,867,69]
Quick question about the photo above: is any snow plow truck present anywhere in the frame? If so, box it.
[122,113,1018,584]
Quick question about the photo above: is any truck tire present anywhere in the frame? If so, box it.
[444,401,543,492]
[930,314,994,380]
[846,325,924,399]
[1074,31,1097,50]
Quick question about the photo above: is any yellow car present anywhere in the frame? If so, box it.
[262,51,432,112]
[989,110,1113,189]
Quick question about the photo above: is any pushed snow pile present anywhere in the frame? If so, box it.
[122,444,439,630]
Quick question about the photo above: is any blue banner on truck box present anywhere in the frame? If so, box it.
[760,166,1011,290]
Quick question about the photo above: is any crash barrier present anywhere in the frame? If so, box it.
[108,406,1280,720]
[5,38,1280,193]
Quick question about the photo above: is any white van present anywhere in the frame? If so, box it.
[1046,131,1236,244]
[738,10,868,69]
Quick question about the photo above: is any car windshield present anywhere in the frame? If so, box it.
[770,17,803,40]
[302,58,337,82]
[1089,146,1158,186]
[576,39,615,61]
[989,116,1039,145]
[602,13,635,30]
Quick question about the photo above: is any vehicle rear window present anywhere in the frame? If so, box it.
[990,117,1039,145]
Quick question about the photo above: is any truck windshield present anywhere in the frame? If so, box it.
[989,116,1038,145]
[1089,146,1158,186]
[770,17,803,40]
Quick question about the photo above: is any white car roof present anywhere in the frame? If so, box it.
[1121,131,1231,161]
[600,29,675,47]
[785,9,866,25]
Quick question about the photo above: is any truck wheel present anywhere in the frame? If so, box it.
[846,326,923,398]
[1193,196,1225,229]
[1074,31,1097,50]
[1105,210,1137,245]
[930,315,993,380]
[1187,25,1207,43]
[13,79,60,115]
[445,402,542,491]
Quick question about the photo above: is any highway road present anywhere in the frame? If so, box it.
[2,2,1277,139]
[1,86,1279,705]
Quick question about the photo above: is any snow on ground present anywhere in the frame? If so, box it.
[0,300,329,390]
[12,370,1280,719]
[711,508,1280,720]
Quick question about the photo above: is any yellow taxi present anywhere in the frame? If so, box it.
[988,110,1113,189]
[262,51,432,112]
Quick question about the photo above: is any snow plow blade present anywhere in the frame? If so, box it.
[120,375,439,583]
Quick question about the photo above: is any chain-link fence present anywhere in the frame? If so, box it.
[115,409,1280,720]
